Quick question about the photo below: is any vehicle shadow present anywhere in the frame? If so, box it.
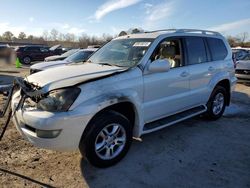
[0,167,55,188]
[79,116,212,188]
[80,87,250,188]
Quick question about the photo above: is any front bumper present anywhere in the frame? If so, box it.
[11,92,93,151]
[235,73,250,82]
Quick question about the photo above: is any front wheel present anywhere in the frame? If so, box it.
[80,111,132,168]
[204,86,226,120]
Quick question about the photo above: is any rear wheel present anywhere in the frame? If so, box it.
[22,56,31,64]
[204,86,226,120]
[80,111,132,168]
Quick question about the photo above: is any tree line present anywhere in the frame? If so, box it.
[0,29,114,48]
[0,28,249,48]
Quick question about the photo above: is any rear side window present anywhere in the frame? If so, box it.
[25,47,40,52]
[207,38,227,61]
[185,37,207,65]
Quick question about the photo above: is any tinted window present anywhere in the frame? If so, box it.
[40,47,49,52]
[207,38,227,61]
[243,54,250,60]
[25,47,40,52]
[185,37,207,65]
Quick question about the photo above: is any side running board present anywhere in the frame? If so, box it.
[143,105,207,133]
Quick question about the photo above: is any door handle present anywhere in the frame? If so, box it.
[180,71,189,77]
[208,66,215,72]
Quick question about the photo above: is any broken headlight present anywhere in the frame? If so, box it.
[37,87,81,112]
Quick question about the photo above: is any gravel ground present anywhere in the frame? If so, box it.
[0,63,250,188]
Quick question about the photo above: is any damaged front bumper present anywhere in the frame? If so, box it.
[0,77,92,151]
[12,93,91,151]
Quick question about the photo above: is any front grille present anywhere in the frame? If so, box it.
[235,70,250,75]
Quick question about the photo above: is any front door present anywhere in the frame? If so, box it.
[143,38,190,123]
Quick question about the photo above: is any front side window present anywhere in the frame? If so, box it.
[150,38,183,68]
[89,38,153,67]
[207,38,227,61]
[40,47,49,52]
[185,37,207,65]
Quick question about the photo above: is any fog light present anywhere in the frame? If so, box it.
[36,129,61,138]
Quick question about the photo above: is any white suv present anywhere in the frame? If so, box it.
[11,29,237,167]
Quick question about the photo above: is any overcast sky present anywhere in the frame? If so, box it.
[0,0,249,37]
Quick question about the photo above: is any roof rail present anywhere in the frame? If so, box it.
[145,29,221,36]
[176,29,221,35]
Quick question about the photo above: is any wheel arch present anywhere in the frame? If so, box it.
[214,79,231,106]
[79,101,140,148]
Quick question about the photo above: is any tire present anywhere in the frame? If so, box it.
[204,86,227,120]
[80,111,133,168]
[22,56,31,64]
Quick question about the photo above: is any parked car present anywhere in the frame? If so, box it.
[235,53,250,83]
[0,44,13,62]
[11,29,236,168]
[30,48,98,74]
[232,48,250,61]
[15,44,62,64]
[45,49,79,62]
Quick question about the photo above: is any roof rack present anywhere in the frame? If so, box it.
[145,29,221,36]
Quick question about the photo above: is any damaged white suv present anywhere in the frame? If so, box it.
[11,29,237,167]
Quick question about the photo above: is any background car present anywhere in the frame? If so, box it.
[232,48,250,61]
[45,48,79,62]
[235,53,250,83]
[15,44,63,64]
[30,48,98,74]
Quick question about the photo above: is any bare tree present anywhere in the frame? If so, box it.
[27,35,34,41]
[50,29,59,41]
[18,32,26,40]
[43,30,49,41]
[79,33,89,48]
[2,31,14,41]
[237,32,249,47]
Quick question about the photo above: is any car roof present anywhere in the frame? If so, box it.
[115,29,223,40]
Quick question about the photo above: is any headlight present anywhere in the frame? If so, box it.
[37,87,81,111]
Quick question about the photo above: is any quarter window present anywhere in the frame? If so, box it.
[185,37,207,65]
[207,38,227,61]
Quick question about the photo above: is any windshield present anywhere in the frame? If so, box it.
[65,50,93,63]
[89,38,153,67]
[61,49,79,57]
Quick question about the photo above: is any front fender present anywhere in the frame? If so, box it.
[71,90,144,137]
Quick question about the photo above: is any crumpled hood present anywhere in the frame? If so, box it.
[236,60,250,70]
[27,63,126,92]
[31,60,68,70]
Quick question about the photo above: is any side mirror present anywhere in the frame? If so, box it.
[148,59,171,73]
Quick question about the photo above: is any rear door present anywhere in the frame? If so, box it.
[27,46,41,61]
[184,36,223,106]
